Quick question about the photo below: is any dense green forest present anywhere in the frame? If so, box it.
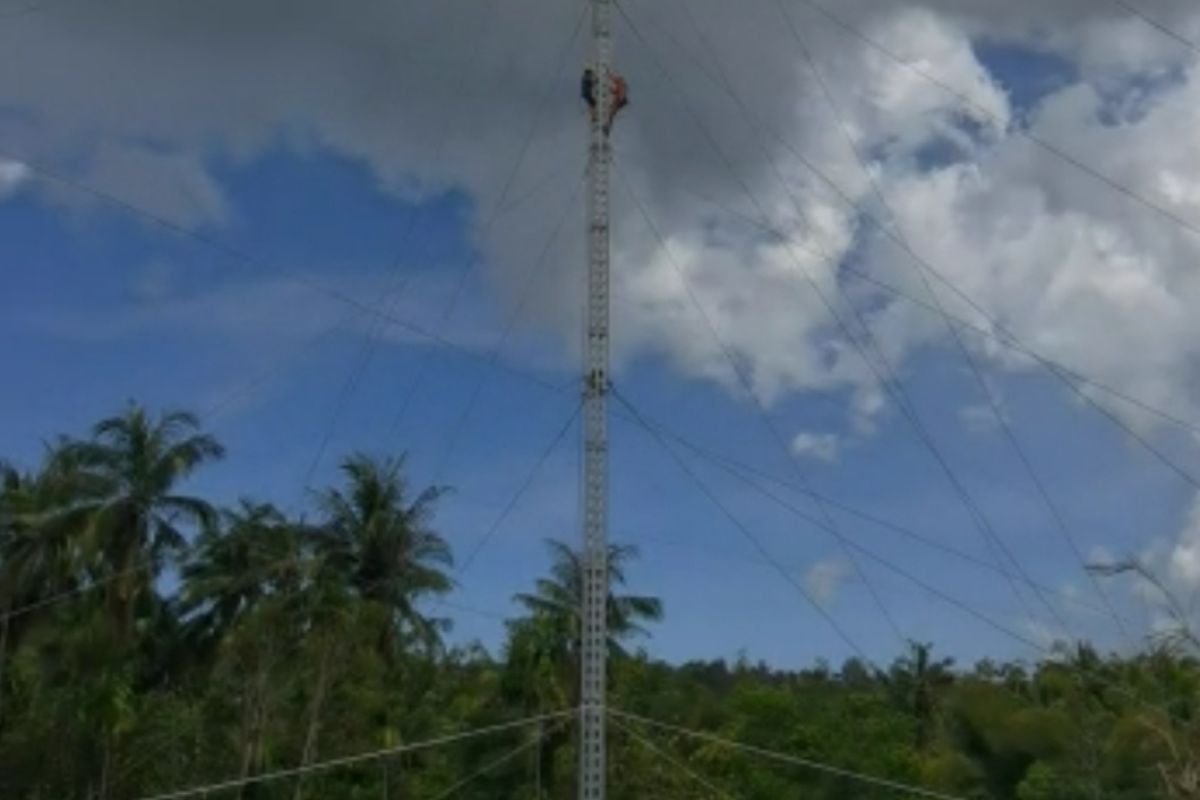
[2,405,1198,799]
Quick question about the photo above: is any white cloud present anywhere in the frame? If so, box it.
[959,404,995,433]
[790,431,841,462]
[4,0,1200,437]
[1059,581,1081,603]
[959,402,1006,434]
[1024,618,1060,651]
[803,558,851,606]
[0,159,29,199]
[1088,544,1116,567]
[75,143,229,228]
[1169,495,1200,589]
[1085,498,1200,644]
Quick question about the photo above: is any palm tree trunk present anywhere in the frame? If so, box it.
[541,725,567,797]
[98,735,112,800]
[108,547,137,645]
[112,509,148,645]
[237,665,270,800]
[292,642,334,800]
[533,721,542,799]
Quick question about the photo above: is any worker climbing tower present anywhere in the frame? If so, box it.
[579,0,614,798]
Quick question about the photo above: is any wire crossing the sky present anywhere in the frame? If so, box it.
[129,711,574,800]
[767,0,1129,639]
[610,708,968,800]
[615,387,1044,659]
[455,400,583,577]
[613,6,1071,640]
[611,389,874,664]
[797,0,1200,241]
[611,716,741,800]
[620,0,1200,472]
[615,0,1200,644]
[612,163,907,648]
[427,720,566,800]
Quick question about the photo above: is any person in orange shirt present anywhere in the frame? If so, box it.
[607,74,629,134]
[581,67,629,135]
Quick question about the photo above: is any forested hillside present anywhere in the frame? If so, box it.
[1,405,1195,798]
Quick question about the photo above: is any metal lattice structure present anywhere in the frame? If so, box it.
[579,0,613,798]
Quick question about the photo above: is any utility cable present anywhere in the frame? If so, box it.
[433,598,511,623]
[203,150,582,449]
[613,723,737,797]
[454,400,583,577]
[613,164,907,647]
[610,708,968,800]
[272,0,501,491]
[1,401,575,627]
[667,432,1133,625]
[640,167,1200,439]
[128,710,574,800]
[612,80,1046,631]
[0,564,153,624]
[440,4,589,320]
[800,0,1200,242]
[727,461,1050,652]
[0,392,1128,631]
[431,174,585,483]
[2,151,574,394]
[614,13,924,610]
[639,409,1184,715]
[616,3,1072,637]
[427,719,566,800]
[610,715,741,800]
[769,0,1129,638]
[669,0,1043,639]
[12,108,1198,497]
[615,386,1048,656]
[200,309,361,429]
[632,0,1200,478]
[1110,1,1200,57]
[389,4,590,444]
[662,409,1200,730]
[297,0,547,491]
[612,389,875,665]
[619,430,1176,719]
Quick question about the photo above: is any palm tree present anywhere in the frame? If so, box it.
[514,539,663,660]
[68,405,224,641]
[0,444,107,636]
[890,640,955,751]
[179,501,311,800]
[1,463,49,608]
[1,444,101,594]
[508,540,661,797]
[1,443,140,786]
[278,454,451,800]
[180,499,304,646]
[0,460,26,720]
[312,453,453,654]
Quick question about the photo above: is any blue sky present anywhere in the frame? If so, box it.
[5,0,1200,670]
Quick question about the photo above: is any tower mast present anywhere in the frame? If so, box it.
[579,0,613,797]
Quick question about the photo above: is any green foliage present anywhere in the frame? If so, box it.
[0,404,1196,799]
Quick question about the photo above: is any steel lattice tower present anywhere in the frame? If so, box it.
[579,0,613,797]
